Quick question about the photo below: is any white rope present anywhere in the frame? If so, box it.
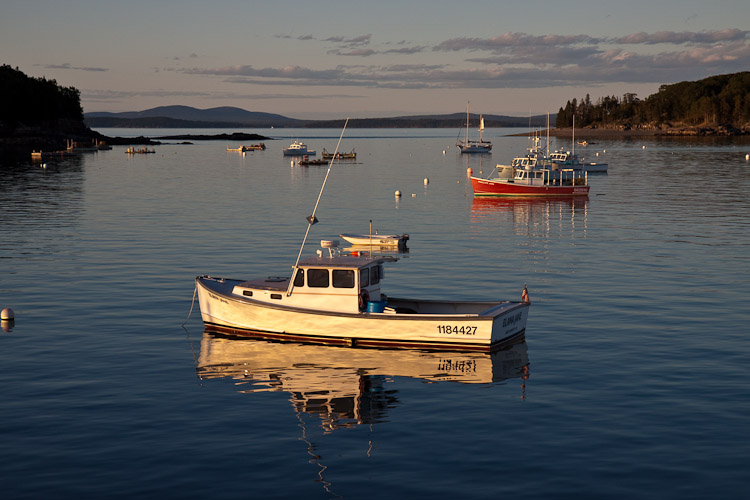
[181,284,198,326]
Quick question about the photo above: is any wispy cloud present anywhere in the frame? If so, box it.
[180,29,749,93]
[613,29,749,45]
[323,34,372,46]
[37,63,108,72]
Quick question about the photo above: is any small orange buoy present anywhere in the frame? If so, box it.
[467,167,472,174]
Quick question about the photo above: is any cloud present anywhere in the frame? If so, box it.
[37,63,108,72]
[384,46,427,55]
[613,29,749,45]
[329,48,378,57]
[323,34,372,46]
[176,28,749,93]
[434,33,598,52]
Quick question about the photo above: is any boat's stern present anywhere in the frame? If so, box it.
[485,302,530,348]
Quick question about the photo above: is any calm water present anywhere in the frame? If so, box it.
[2,128,749,499]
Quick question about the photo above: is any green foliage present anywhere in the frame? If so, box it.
[0,64,83,127]
[556,72,750,129]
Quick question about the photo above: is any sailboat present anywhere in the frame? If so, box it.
[457,101,492,154]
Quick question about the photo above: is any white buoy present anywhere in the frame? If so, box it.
[643,145,646,149]
[424,177,429,185]
[603,149,606,153]
[290,160,294,167]
[395,190,401,197]
[746,154,749,161]
[467,167,473,175]
[442,150,446,155]
[1,308,14,320]
[412,193,416,197]
[596,152,599,156]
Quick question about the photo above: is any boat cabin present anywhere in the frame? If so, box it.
[231,251,386,314]
[510,155,540,169]
[510,166,586,187]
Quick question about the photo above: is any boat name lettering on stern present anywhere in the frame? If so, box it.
[436,325,477,335]
[502,311,523,328]
[208,292,228,304]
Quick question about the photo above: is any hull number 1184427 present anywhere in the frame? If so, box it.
[437,325,477,335]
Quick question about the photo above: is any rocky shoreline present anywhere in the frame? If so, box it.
[513,126,749,138]
[1,127,271,155]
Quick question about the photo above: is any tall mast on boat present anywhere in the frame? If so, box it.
[465,101,470,145]
[286,118,349,296]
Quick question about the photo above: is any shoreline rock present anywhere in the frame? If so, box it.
[510,127,749,138]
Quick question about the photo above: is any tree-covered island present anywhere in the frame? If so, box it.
[556,72,750,136]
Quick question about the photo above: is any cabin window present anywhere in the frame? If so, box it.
[360,268,369,287]
[370,265,380,285]
[332,269,354,288]
[243,290,253,297]
[270,293,282,300]
[294,269,304,287]
[307,268,329,288]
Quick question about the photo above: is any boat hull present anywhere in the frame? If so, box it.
[195,276,528,352]
[339,233,408,247]
[471,176,590,197]
[582,163,607,173]
[283,147,316,156]
[458,143,492,154]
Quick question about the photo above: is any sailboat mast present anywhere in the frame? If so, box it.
[572,114,575,157]
[466,101,470,143]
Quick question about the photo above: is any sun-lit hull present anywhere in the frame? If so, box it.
[196,276,528,352]
[339,233,409,247]
[470,176,590,197]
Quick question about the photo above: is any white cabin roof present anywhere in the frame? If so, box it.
[298,254,384,269]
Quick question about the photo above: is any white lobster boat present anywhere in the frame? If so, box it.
[195,121,529,351]
[283,140,316,156]
[195,244,528,351]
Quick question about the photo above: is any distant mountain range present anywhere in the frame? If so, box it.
[84,105,554,129]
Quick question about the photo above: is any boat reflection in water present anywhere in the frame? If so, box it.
[196,330,530,431]
[470,196,589,234]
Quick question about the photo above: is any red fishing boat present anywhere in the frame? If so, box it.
[470,163,590,197]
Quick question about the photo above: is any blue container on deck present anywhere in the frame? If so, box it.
[367,300,387,313]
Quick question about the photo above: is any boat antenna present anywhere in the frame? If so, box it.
[287,118,350,296]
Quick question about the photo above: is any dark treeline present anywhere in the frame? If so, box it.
[0,64,83,128]
[556,72,750,131]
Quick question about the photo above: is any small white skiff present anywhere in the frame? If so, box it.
[339,232,409,248]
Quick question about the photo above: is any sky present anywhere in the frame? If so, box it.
[2,0,749,119]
